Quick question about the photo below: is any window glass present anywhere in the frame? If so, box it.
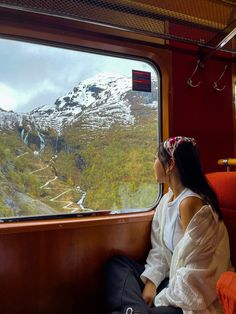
[0,38,160,219]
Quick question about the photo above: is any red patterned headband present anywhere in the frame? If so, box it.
[163,136,196,158]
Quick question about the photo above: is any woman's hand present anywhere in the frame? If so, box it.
[142,279,157,306]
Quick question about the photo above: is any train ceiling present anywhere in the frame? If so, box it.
[0,0,236,55]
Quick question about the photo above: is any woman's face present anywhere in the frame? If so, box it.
[154,154,168,183]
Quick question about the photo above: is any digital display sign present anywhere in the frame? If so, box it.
[132,70,151,92]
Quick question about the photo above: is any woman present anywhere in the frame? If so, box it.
[105,136,232,314]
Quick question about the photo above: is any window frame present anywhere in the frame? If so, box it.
[0,6,170,225]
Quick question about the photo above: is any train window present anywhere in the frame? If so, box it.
[0,37,161,220]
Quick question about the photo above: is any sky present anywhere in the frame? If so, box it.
[0,38,159,113]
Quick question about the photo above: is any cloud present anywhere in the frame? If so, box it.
[0,79,63,113]
[15,79,65,113]
[0,83,18,111]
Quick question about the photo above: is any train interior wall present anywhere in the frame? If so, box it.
[0,9,236,314]
[169,23,235,173]
[0,213,153,314]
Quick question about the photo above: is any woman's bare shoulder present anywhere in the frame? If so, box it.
[179,197,204,232]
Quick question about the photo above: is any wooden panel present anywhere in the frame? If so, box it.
[0,212,153,314]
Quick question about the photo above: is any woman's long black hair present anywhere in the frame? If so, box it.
[158,141,223,220]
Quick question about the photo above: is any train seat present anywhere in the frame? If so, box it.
[216,272,236,314]
[206,172,236,314]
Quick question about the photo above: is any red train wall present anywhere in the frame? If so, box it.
[169,24,235,172]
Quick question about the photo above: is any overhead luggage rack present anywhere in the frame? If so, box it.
[0,0,236,54]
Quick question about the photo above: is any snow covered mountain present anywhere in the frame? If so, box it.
[0,108,24,129]
[0,73,158,134]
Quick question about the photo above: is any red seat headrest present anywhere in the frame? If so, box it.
[206,172,236,210]
[206,172,236,267]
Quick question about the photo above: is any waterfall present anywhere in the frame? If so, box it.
[20,128,24,141]
[76,186,87,210]
[37,130,46,152]
[20,128,29,145]
[55,135,58,153]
